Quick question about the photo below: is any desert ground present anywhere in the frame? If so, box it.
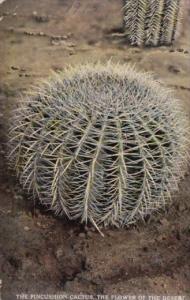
[0,0,190,299]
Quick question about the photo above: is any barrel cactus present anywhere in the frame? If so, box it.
[8,63,189,230]
[123,0,183,46]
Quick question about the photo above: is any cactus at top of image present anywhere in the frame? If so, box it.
[8,63,190,232]
[123,0,183,46]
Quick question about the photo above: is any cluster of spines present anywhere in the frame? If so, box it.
[8,64,190,229]
[123,0,182,46]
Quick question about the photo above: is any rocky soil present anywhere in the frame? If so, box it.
[0,0,190,299]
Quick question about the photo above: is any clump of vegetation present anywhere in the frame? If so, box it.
[8,63,190,230]
[123,0,183,46]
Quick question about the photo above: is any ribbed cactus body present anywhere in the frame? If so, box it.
[123,0,182,46]
[8,63,189,228]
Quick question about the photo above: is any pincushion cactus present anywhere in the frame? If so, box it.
[123,0,183,46]
[8,63,189,230]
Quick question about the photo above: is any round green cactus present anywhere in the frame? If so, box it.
[8,63,190,229]
[123,0,183,46]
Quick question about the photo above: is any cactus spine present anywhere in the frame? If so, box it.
[8,63,190,229]
[123,0,183,46]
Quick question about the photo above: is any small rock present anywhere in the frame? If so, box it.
[24,31,34,36]
[51,35,68,41]
[11,66,19,71]
[78,232,86,238]
[177,48,184,52]
[87,231,93,238]
[55,248,63,259]
[24,226,30,231]
[33,14,49,23]
[168,65,181,74]
[39,32,45,36]
[51,39,76,47]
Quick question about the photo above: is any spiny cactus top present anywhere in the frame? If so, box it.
[123,0,183,46]
[8,63,189,230]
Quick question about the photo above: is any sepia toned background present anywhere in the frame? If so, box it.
[0,0,190,298]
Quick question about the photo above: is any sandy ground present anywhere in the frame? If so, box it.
[0,1,190,299]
